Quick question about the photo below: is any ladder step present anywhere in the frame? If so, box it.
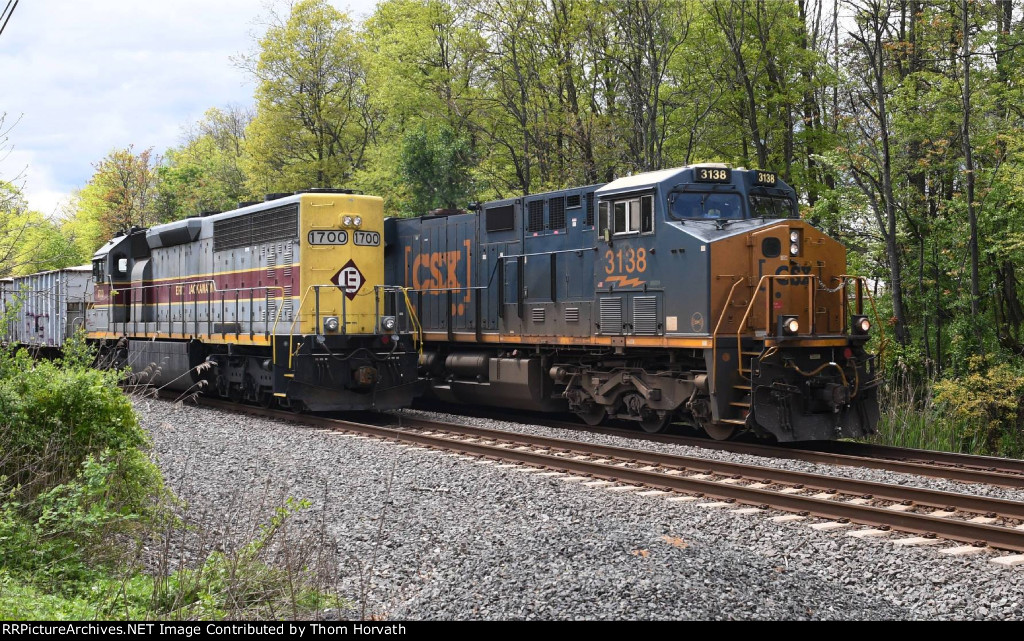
[719,418,747,425]
[741,352,762,356]
[729,402,750,408]
[734,384,752,390]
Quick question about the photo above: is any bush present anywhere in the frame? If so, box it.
[0,336,342,620]
[932,357,1024,455]
[0,338,146,501]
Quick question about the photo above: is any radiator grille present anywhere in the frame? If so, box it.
[527,200,544,232]
[633,296,658,335]
[599,298,622,335]
[548,197,565,230]
[214,204,298,252]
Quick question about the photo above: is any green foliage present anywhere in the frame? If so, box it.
[156,107,252,220]
[0,181,84,277]
[932,358,1024,455]
[241,0,373,193]
[0,346,144,500]
[399,123,474,213]
[0,340,341,619]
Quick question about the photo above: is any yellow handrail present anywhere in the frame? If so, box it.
[710,276,745,395]
[734,274,819,378]
[838,274,887,371]
[273,285,315,370]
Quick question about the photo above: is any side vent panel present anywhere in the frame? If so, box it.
[599,297,623,335]
[633,296,659,335]
[565,307,580,323]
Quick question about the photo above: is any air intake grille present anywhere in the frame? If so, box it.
[565,307,580,323]
[527,200,544,232]
[585,192,594,226]
[633,296,658,335]
[599,297,622,335]
[548,197,565,230]
[214,204,298,252]
[567,194,581,208]
[531,308,545,323]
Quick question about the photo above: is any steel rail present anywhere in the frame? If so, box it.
[411,404,1024,488]
[183,397,1024,552]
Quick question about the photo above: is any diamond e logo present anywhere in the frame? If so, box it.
[331,259,365,300]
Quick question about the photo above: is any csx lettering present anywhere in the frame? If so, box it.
[409,247,472,315]
[757,259,812,285]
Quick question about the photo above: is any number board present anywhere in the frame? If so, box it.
[755,171,778,186]
[308,230,349,245]
[694,167,731,183]
[353,230,381,246]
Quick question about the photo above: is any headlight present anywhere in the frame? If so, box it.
[354,216,363,227]
[343,215,354,227]
[790,230,800,242]
[381,316,396,331]
[778,315,800,337]
[790,242,800,255]
[324,316,340,333]
[852,314,871,335]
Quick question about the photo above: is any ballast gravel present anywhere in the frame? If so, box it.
[138,399,1024,620]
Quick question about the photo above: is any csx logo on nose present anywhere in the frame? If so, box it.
[331,260,365,300]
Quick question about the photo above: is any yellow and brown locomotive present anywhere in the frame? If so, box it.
[86,190,422,411]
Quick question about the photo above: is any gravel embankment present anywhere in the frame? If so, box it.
[138,398,1024,620]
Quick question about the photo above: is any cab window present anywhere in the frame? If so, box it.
[669,192,743,220]
[600,195,654,236]
[749,194,796,219]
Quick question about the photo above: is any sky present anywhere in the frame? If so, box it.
[0,0,379,217]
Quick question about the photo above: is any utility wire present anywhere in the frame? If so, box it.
[0,0,19,40]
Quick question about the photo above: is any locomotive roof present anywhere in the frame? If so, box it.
[595,167,688,198]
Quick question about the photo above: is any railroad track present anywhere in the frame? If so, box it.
[406,404,1024,489]
[181,396,1024,558]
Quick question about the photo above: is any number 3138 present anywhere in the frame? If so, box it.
[605,247,648,274]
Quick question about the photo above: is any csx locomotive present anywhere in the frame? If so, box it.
[386,164,880,442]
[0,164,880,442]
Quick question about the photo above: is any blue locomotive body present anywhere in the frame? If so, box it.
[386,165,880,442]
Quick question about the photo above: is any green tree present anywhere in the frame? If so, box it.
[156,106,252,221]
[81,146,159,239]
[241,0,377,194]
[399,123,474,213]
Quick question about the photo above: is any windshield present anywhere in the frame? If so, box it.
[669,192,743,220]
[749,194,795,219]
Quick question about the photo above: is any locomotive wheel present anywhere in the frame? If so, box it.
[703,422,737,441]
[639,411,671,434]
[576,405,607,426]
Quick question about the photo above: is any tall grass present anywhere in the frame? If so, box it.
[868,369,1024,458]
